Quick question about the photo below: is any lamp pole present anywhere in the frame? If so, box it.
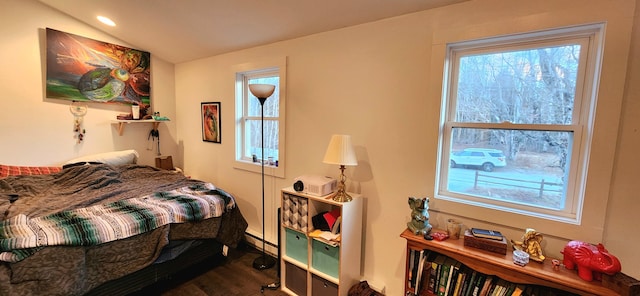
[252,89,276,271]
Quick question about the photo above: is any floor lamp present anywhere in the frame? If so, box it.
[248,84,277,271]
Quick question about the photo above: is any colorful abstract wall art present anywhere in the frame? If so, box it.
[45,28,151,106]
[201,102,221,143]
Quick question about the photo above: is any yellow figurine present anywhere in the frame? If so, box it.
[511,228,546,262]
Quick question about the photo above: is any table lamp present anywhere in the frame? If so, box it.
[323,134,358,202]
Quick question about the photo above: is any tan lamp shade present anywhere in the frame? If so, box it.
[248,84,276,99]
[323,135,358,166]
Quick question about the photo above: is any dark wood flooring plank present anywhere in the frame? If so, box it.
[132,243,287,296]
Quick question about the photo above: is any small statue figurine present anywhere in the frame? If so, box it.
[561,240,621,282]
[407,197,432,236]
[511,228,545,262]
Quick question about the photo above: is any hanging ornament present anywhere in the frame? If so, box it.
[70,101,88,144]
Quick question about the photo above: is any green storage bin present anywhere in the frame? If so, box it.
[312,239,340,278]
[285,228,308,264]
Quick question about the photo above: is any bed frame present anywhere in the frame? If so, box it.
[86,239,225,295]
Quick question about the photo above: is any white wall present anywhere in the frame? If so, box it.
[175,0,640,293]
[2,0,639,295]
[606,0,640,281]
[0,0,179,167]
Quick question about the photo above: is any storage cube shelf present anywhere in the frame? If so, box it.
[280,187,363,296]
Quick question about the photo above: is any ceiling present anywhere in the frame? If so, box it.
[38,0,467,64]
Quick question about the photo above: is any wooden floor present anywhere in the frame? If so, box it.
[130,242,288,296]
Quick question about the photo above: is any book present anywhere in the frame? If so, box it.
[490,279,506,296]
[479,275,495,296]
[432,255,447,294]
[452,265,467,296]
[462,270,478,296]
[523,285,534,296]
[414,250,427,295]
[417,257,433,296]
[459,269,474,296]
[500,281,510,296]
[510,284,526,296]
[437,258,455,296]
[427,252,441,293]
[447,260,462,296]
[470,228,504,240]
[470,273,486,296]
[410,249,421,288]
[502,282,516,296]
[409,249,416,288]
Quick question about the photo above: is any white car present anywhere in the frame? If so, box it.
[450,148,506,172]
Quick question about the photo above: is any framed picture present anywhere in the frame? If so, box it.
[45,28,151,106]
[201,102,221,143]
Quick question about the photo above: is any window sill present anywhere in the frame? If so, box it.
[233,159,285,178]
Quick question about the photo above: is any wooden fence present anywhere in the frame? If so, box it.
[473,171,563,198]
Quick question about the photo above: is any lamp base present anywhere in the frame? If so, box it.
[332,165,353,202]
[332,189,352,202]
[253,254,277,270]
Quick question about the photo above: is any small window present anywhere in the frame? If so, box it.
[243,75,280,162]
[436,24,604,224]
[234,58,287,178]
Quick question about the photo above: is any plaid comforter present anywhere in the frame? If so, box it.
[0,183,234,263]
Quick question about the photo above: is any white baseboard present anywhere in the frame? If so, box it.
[365,280,386,294]
[244,231,279,257]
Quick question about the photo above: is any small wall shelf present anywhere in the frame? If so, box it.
[112,119,169,136]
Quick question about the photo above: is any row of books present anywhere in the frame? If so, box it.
[407,249,575,296]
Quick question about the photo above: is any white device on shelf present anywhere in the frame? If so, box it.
[293,175,337,196]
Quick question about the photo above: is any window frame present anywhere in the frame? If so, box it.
[433,23,608,242]
[233,57,287,178]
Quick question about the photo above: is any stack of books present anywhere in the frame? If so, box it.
[407,249,572,296]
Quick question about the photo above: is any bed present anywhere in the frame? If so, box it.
[0,151,248,295]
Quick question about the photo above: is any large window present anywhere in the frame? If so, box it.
[436,24,604,224]
[234,58,286,178]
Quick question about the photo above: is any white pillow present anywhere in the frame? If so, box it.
[64,150,139,166]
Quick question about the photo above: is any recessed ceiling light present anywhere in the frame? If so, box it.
[97,16,116,27]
